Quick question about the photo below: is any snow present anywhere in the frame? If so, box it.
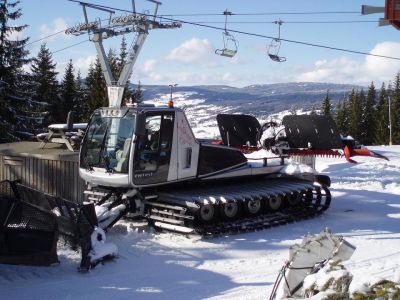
[1,145,400,300]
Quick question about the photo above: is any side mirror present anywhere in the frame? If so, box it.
[135,113,146,136]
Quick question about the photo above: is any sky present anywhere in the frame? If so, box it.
[11,0,400,87]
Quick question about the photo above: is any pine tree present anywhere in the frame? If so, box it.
[321,90,331,116]
[73,71,89,122]
[357,90,368,144]
[30,43,59,127]
[362,82,377,145]
[107,48,119,79]
[130,81,143,104]
[86,57,107,116]
[309,106,317,115]
[118,37,132,104]
[58,60,76,122]
[374,83,389,145]
[347,89,363,140]
[118,36,128,71]
[335,98,348,137]
[0,0,30,141]
[391,72,400,144]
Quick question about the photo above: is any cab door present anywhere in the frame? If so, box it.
[132,112,174,186]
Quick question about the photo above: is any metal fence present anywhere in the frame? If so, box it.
[0,154,85,203]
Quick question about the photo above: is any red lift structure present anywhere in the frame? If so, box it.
[385,0,400,29]
[362,0,400,30]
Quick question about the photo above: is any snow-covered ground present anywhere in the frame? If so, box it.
[1,146,399,300]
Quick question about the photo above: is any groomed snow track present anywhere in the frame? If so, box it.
[145,177,331,236]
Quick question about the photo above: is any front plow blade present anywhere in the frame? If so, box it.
[0,180,117,270]
[0,181,59,266]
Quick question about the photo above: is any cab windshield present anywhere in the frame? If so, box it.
[80,112,135,173]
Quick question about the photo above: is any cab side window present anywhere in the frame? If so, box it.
[137,115,161,171]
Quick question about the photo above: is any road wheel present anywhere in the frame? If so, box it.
[219,202,241,220]
[244,199,263,215]
[266,196,283,212]
[287,192,302,207]
[198,204,215,224]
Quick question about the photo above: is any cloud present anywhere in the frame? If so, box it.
[74,55,97,75]
[140,59,158,73]
[8,29,25,41]
[54,55,96,79]
[221,72,238,83]
[365,42,400,80]
[295,42,400,85]
[40,18,70,41]
[295,57,364,83]
[166,38,218,67]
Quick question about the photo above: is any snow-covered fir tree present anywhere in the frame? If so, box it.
[321,90,331,117]
[361,82,377,145]
[0,0,31,141]
[74,71,89,122]
[58,60,77,123]
[374,83,390,145]
[30,43,58,128]
[391,72,400,144]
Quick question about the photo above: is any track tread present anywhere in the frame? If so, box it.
[147,178,331,236]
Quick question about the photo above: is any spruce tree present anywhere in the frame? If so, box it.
[107,48,119,79]
[131,81,143,104]
[357,90,367,144]
[74,71,89,122]
[321,90,331,116]
[0,0,30,141]
[30,43,59,126]
[309,106,317,115]
[374,83,389,145]
[335,98,349,137]
[86,57,107,115]
[58,60,76,122]
[391,72,400,144]
[118,37,132,104]
[347,89,362,140]
[362,82,377,145]
[118,36,128,71]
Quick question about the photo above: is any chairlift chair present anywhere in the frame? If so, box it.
[215,10,238,58]
[267,20,286,63]
[215,31,238,58]
[267,38,286,62]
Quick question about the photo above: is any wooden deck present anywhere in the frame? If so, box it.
[0,142,85,203]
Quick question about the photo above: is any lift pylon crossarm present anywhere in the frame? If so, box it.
[67,0,181,108]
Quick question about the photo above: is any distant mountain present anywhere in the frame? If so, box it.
[131,82,363,138]
[134,82,363,117]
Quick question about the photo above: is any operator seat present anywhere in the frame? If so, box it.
[115,138,131,173]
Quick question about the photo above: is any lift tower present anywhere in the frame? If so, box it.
[66,0,181,108]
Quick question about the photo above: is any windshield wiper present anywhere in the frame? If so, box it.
[103,155,114,174]
[98,122,109,165]
[83,157,94,171]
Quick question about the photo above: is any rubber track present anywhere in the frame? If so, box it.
[147,178,331,236]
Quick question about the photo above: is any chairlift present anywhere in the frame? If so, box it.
[215,10,238,58]
[267,20,286,63]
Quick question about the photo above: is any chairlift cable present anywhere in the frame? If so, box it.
[53,40,89,54]
[64,1,400,61]
[159,11,361,17]
[27,20,378,48]
[191,20,380,24]
[26,29,66,46]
